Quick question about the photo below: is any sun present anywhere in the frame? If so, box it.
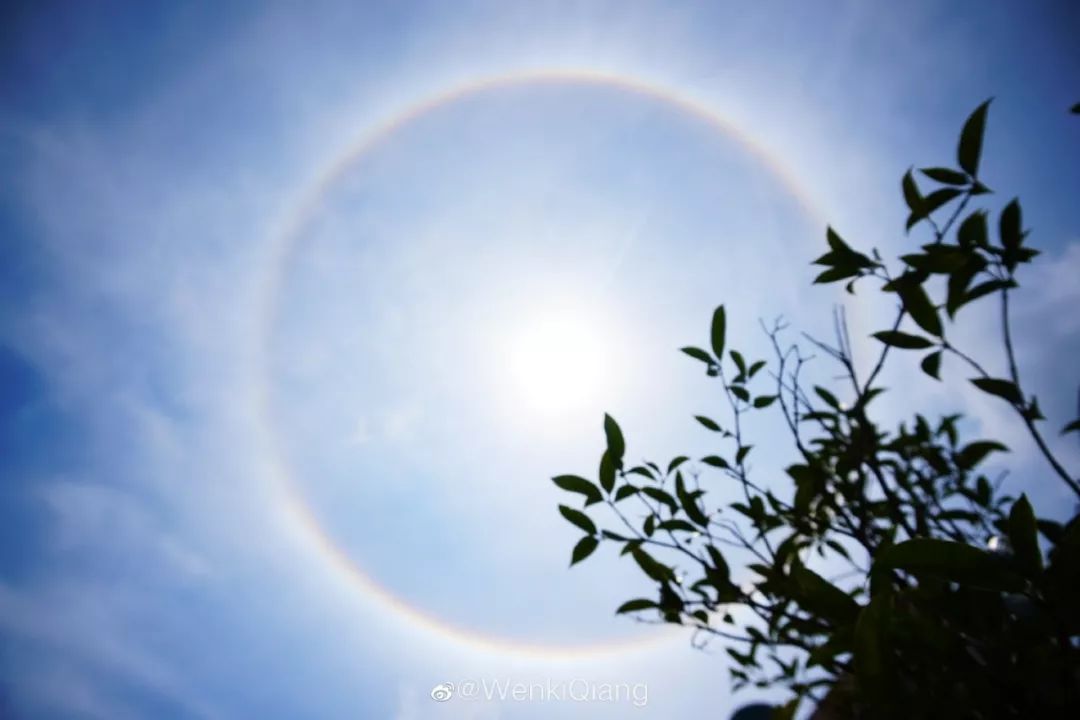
[506,311,612,416]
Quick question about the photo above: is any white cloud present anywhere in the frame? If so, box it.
[0,580,223,719]
[36,480,208,577]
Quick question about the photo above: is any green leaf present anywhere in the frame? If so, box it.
[667,456,689,474]
[773,700,800,720]
[710,305,727,360]
[570,536,599,566]
[936,509,981,523]
[922,187,962,216]
[615,598,657,614]
[657,518,697,533]
[680,346,714,365]
[641,486,678,513]
[825,539,852,560]
[899,252,928,272]
[726,647,751,668]
[748,360,766,377]
[801,411,834,422]
[730,385,750,403]
[956,440,1008,470]
[753,394,778,409]
[970,377,1023,405]
[1045,517,1080,595]
[875,538,1024,591]
[945,259,982,318]
[658,582,683,618]
[791,565,860,625]
[999,198,1023,251]
[631,548,673,583]
[814,266,860,284]
[603,414,625,464]
[957,279,1015,312]
[1062,419,1080,435]
[558,505,597,536]
[735,445,752,465]
[552,475,603,506]
[901,169,924,217]
[695,415,722,432]
[1038,520,1064,543]
[854,594,890,697]
[676,472,709,527]
[701,455,730,469]
[789,464,820,512]
[706,545,731,587]
[729,702,779,720]
[920,350,942,380]
[957,210,989,248]
[1024,396,1045,422]
[913,245,970,274]
[957,99,991,176]
[613,484,639,502]
[826,225,851,252]
[920,166,969,185]
[872,330,934,349]
[730,502,754,521]
[1008,494,1042,576]
[598,449,617,493]
[814,386,840,409]
[730,350,747,376]
[897,279,942,337]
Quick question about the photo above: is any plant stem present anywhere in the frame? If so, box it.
[1000,287,1080,498]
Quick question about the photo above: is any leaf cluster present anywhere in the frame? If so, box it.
[552,102,1080,718]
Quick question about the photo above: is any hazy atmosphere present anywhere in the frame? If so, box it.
[2,2,1079,718]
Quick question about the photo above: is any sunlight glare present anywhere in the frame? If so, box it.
[507,311,612,416]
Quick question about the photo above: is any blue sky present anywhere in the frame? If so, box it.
[2,2,1079,718]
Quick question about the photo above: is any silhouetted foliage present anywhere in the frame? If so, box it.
[554,103,1080,718]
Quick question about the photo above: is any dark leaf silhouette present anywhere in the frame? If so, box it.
[921,166,968,185]
[552,475,602,505]
[711,305,727,360]
[875,538,1024,591]
[971,377,1023,405]
[558,505,596,536]
[603,414,625,464]
[681,346,714,365]
[957,99,991,176]
[920,350,942,380]
[551,100,1080,720]
[570,536,599,565]
[872,330,934,349]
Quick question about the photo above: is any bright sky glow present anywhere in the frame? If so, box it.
[506,309,613,416]
[2,3,1079,719]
